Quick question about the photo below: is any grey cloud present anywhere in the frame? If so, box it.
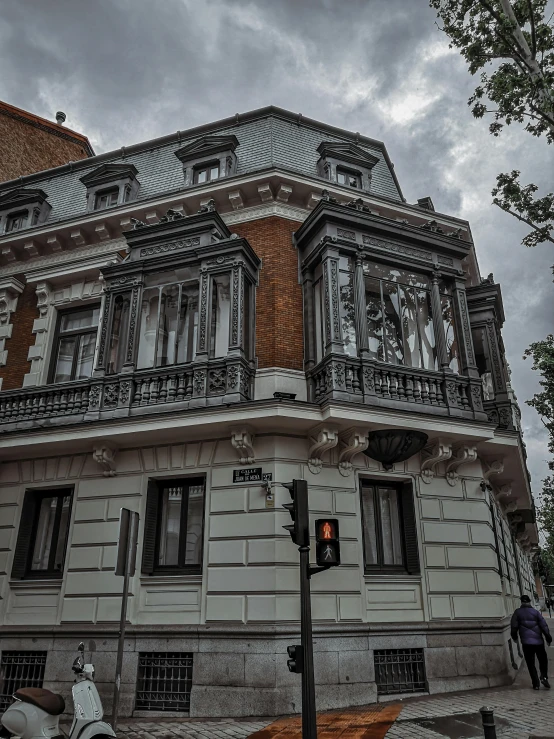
[0,0,552,486]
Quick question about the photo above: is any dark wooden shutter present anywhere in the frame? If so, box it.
[400,481,420,575]
[11,491,37,579]
[141,480,159,574]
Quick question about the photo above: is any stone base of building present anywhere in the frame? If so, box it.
[0,621,520,718]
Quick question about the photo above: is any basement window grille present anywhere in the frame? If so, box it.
[135,652,193,712]
[374,648,426,695]
[0,651,47,712]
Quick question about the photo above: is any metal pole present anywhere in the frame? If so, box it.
[299,545,317,739]
[112,515,138,731]
[479,706,497,739]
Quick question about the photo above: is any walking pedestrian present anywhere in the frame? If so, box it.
[511,594,552,690]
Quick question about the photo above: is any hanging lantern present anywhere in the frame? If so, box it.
[363,429,428,470]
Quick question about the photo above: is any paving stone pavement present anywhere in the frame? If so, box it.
[115,719,273,739]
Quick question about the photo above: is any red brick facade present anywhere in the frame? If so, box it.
[0,101,92,182]
[0,283,38,390]
[233,216,304,372]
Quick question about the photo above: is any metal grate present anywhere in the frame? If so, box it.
[0,651,47,711]
[135,652,193,712]
[374,648,426,695]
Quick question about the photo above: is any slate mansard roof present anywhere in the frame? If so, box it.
[0,106,403,226]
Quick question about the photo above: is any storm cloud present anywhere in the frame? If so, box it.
[0,0,552,489]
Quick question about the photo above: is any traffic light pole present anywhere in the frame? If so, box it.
[299,544,317,739]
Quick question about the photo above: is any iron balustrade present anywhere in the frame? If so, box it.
[374,648,427,696]
[0,651,47,711]
[135,652,193,712]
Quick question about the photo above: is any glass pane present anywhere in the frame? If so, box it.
[441,295,460,374]
[337,171,346,185]
[365,276,384,361]
[158,485,183,566]
[314,280,324,363]
[361,487,378,566]
[176,285,199,363]
[196,169,207,184]
[242,279,251,359]
[400,285,421,368]
[108,293,131,374]
[339,270,357,357]
[210,274,231,358]
[157,285,180,366]
[144,266,199,288]
[210,166,219,180]
[53,337,76,382]
[75,333,96,379]
[137,288,159,369]
[31,497,57,570]
[383,282,404,364]
[378,487,403,566]
[185,484,204,566]
[363,263,430,289]
[7,211,28,231]
[416,289,437,370]
[53,496,71,572]
[60,307,99,332]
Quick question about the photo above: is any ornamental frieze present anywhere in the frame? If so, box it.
[362,235,433,262]
[139,236,200,258]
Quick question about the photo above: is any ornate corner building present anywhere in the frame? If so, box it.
[0,106,537,717]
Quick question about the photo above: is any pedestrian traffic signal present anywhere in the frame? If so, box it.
[287,644,304,673]
[282,479,309,547]
[315,518,340,567]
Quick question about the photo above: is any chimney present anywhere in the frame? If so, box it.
[417,196,435,211]
[56,111,67,126]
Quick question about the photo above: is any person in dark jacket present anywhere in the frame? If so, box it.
[511,594,552,689]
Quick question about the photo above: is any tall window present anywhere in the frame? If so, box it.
[336,167,361,189]
[210,274,231,358]
[137,268,200,369]
[94,188,119,210]
[51,306,100,382]
[194,163,220,184]
[11,489,73,579]
[108,293,131,374]
[142,478,205,574]
[360,480,420,574]
[5,210,28,232]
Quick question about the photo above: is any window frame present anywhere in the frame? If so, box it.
[360,479,420,575]
[94,187,120,211]
[5,210,29,233]
[193,162,221,185]
[48,304,100,384]
[143,476,206,576]
[336,166,362,189]
[12,486,74,580]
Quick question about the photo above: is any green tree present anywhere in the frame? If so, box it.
[429,0,554,246]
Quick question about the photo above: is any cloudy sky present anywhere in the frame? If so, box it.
[0,0,552,490]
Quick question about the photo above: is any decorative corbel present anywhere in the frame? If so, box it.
[504,501,518,514]
[445,444,477,486]
[35,281,52,318]
[93,444,118,477]
[495,484,514,505]
[338,428,369,477]
[482,459,504,482]
[308,426,339,474]
[420,437,452,483]
[231,427,255,465]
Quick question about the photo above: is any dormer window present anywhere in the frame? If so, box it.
[317,141,379,193]
[194,163,220,184]
[336,168,361,189]
[94,187,119,211]
[175,135,238,187]
[80,163,140,213]
[0,188,51,235]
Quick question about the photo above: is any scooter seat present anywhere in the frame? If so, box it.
[14,688,65,716]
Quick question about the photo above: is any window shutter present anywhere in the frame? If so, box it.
[11,491,37,579]
[141,480,159,575]
[401,482,420,575]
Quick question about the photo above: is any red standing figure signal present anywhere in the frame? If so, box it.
[315,518,340,567]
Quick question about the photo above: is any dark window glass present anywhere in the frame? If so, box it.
[339,270,357,356]
[194,163,220,184]
[153,479,205,572]
[29,491,72,576]
[108,293,131,374]
[337,168,361,189]
[441,295,460,374]
[209,274,231,358]
[471,326,493,398]
[6,211,28,232]
[51,306,100,382]
[94,188,119,210]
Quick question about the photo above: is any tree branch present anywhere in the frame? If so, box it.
[494,202,554,244]
[526,0,537,58]
[476,0,533,67]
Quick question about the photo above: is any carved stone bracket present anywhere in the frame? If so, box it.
[307,426,339,474]
[495,483,514,507]
[338,428,369,477]
[445,444,477,486]
[482,459,504,482]
[420,437,452,483]
[231,427,255,465]
[0,277,24,385]
[93,444,118,477]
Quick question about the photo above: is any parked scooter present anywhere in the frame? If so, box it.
[0,643,116,739]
